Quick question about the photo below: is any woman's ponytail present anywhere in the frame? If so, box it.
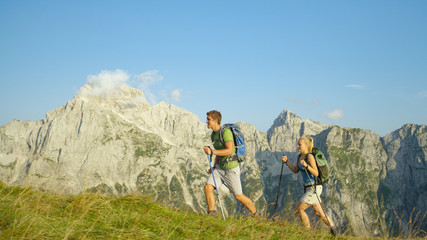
[301,136,314,152]
[307,137,314,152]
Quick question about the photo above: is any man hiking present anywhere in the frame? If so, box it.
[203,110,257,216]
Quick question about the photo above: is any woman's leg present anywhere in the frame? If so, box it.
[312,203,335,228]
[295,201,311,228]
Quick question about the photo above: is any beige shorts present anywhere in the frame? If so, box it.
[206,165,242,195]
[300,185,322,205]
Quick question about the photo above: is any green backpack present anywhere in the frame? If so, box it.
[312,147,330,184]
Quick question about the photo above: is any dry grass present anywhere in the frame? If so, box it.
[0,182,424,239]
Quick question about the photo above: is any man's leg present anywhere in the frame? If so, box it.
[234,193,256,214]
[204,183,216,212]
[295,201,311,228]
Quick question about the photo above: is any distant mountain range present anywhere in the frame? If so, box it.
[1,84,425,237]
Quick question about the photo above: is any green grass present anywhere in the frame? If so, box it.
[0,181,421,239]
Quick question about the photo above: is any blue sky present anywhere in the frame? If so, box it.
[1,0,426,136]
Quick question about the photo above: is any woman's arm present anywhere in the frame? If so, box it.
[282,155,299,173]
[300,154,319,177]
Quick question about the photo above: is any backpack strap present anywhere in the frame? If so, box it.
[298,153,312,168]
[211,127,225,145]
[211,127,238,163]
[304,153,323,184]
[218,127,225,145]
[304,153,314,160]
[214,127,238,164]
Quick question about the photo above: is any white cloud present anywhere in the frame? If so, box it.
[134,70,164,105]
[136,70,164,90]
[80,69,182,106]
[84,69,129,96]
[325,109,344,120]
[346,84,366,90]
[170,89,182,102]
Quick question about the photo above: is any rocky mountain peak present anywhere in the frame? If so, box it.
[75,83,150,112]
[78,82,147,100]
[267,109,331,152]
[0,84,426,237]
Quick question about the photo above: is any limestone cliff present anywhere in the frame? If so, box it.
[264,110,425,237]
[381,124,427,234]
[0,85,425,236]
[0,84,265,215]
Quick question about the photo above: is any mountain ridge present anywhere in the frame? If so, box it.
[1,84,425,237]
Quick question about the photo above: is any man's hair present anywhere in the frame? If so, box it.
[207,110,222,125]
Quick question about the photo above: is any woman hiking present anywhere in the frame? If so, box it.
[281,137,337,235]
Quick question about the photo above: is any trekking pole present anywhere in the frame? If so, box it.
[206,148,226,220]
[303,167,332,228]
[273,161,285,216]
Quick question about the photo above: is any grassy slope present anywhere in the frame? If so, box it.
[0,182,414,240]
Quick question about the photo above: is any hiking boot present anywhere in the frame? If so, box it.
[330,226,338,236]
[243,212,261,219]
[207,210,219,217]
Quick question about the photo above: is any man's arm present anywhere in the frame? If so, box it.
[204,142,233,157]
